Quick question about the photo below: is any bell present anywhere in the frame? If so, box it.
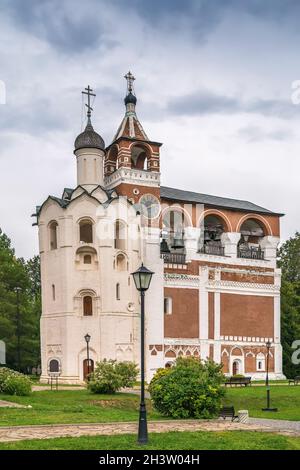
[204,231,211,242]
[160,239,170,254]
[171,234,185,249]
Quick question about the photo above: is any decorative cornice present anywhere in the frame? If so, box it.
[164,273,199,287]
[207,279,280,293]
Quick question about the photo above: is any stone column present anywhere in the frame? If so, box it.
[259,236,280,265]
[184,226,200,261]
[221,232,241,258]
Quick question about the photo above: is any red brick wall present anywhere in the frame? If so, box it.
[164,288,199,338]
[220,294,274,338]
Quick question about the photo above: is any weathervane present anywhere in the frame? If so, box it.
[82,85,96,119]
[124,71,135,94]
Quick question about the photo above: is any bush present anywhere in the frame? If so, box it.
[88,360,138,394]
[149,357,225,419]
[0,367,32,396]
[115,361,139,388]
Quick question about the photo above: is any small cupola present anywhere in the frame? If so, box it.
[74,86,105,186]
[74,85,105,152]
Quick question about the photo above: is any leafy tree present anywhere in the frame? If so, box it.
[278,232,300,282]
[0,229,41,372]
[278,233,300,378]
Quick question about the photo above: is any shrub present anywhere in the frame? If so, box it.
[115,361,139,388]
[0,367,32,396]
[149,357,225,419]
[88,360,138,394]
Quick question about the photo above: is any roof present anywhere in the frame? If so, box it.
[160,186,284,216]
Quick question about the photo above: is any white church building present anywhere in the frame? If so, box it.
[34,74,284,383]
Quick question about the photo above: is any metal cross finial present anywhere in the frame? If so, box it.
[124,71,135,93]
[82,85,96,118]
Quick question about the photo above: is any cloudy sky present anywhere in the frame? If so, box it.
[1,0,300,259]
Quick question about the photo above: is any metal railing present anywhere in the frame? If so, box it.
[161,252,186,264]
[198,244,225,256]
[237,246,264,260]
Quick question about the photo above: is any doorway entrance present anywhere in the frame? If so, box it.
[83,359,94,380]
[232,360,240,376]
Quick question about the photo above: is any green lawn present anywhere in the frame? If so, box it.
[225,385,300,421]
[0,431,299,450]
[0,385,299,428]
[0,390,163,427]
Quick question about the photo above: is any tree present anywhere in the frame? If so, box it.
[0,229,41,372]
[278,232,300,282]
[278,233,300,378]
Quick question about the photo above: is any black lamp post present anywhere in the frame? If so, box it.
[262,340,278,412]
[84,333,91,380]
[15,287,22,372]
[131,263,154,445]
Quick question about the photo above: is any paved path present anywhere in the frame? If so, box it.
[32,385,85,391]
[0,400,27,409]
[0,419,273,442]
[249,417,300,435]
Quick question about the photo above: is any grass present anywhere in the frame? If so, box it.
[0,390,163,427]
[225,385,300,421]
[0,431,299,450]
[0,385,299,428]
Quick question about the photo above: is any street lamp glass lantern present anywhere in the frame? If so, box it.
[84,333,91,344]
[131,264,154,292]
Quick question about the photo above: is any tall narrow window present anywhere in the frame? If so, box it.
[83,296,93,316]
[49,221,58,250]
[164,297,172,315]
[115,220,126,250]
[52,284,56,301]
[116,283,120,300]
[79,220,93,243]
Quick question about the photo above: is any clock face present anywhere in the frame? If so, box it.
[139,194,161,220]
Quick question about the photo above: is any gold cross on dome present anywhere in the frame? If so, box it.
[124,71,135,93]
[82,85,96,118]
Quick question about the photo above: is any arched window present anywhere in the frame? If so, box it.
[238,218,265,260]
[116,283,120,300]
[116,253,127,271]
[79,220,93,243]
[161,209,187,254]
[83,296,93,316]
[49,359,59,373]
[49,221,58,250]
[115,220,127,250]
[83,254,92,264]
[256,353,266,371]
[131,144,150,170]
[199,214,226,256]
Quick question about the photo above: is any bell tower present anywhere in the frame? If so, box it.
[104,72,162,206]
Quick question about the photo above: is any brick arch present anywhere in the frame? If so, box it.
[231,346,243,356]
[129,142,152,170]
[161,205,193,228]
[236,214,272,236]
[198,209,232,232]
[165,349,176,358]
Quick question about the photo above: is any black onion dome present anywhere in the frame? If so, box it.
[74,119,105,151]
[124,92,137,106]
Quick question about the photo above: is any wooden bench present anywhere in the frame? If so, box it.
[289,375,300,385]
[224,376,252,387]
[219,406,239,421]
